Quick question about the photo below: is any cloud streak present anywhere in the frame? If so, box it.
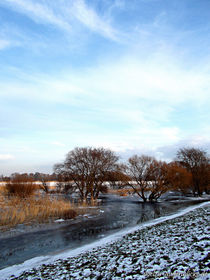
[1,0,72,31]
[2,52,209,105]
[1,0,119,41]
[71,0,119,40]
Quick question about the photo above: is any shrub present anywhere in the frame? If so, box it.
[5,182,37,198]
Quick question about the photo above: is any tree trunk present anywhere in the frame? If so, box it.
[142,196,147,202]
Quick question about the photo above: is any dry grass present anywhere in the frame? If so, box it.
[0,184,102,231]
[0,193,77,230]
[5,182,38,198]
[0,184,6,193]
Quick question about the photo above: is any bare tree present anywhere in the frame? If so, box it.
[54,147,119,201]
[176,148,210,196]
[146,160,169,202]
[126,155,152,202]
[126,155,169,202]
[104,164,131,189]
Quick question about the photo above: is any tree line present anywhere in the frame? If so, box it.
[0,172,57,183]
[54,146,210,202]
[1,147,209,202]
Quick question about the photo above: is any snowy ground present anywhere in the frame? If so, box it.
[1,202,209,280]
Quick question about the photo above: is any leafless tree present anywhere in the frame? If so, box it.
[54,147,119,201]
[126,155,152,202]
[176,147,210,196]
[126,155,169,202]
[146,160,170,202]
[104,164,131,189]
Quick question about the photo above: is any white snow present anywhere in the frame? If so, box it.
[54,219,65,223]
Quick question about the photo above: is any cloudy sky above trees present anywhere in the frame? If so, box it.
[0,0,210,174]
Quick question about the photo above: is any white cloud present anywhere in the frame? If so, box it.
[0,53,209,158]
[71,0,119,40]
[0,154,14,160]
[2,52,209,106]
[51,141,66,147]
[1,0,72,32]
[119,133,210,162]
[79,57,210,105]
[1,0,119,41]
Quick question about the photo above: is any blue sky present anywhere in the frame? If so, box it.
[0,0,210,175]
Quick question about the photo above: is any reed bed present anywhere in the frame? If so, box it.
[0,192,76,229]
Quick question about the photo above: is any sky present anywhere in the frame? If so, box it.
[0,0,210,175]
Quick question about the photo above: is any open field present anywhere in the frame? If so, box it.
[2,202,209,280]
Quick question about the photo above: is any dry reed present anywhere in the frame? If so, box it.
[5,182,38,198]
[0,193,76,229]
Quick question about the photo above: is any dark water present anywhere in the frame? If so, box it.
[0,194,208,270]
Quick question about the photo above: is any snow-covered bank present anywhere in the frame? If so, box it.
[1,201,209,280]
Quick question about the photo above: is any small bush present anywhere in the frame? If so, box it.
[6,182,37,198]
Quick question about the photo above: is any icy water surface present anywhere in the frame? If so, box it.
[0,194,208,269]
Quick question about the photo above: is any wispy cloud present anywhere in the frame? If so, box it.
[1,0,119,41]
[71,0,119,40]
[2,52,209,105]
[1,50,209,159]
[1,0,72,32]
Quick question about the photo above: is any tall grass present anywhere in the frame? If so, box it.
[0,191,76,229]
[5,182,37,198]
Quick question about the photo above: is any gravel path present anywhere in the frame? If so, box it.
[6,204,210,280]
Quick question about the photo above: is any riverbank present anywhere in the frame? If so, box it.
[2,201,209,280]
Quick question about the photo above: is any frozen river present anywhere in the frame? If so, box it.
[0,193,208,270]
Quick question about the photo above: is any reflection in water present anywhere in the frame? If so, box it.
[0,194,207,270]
